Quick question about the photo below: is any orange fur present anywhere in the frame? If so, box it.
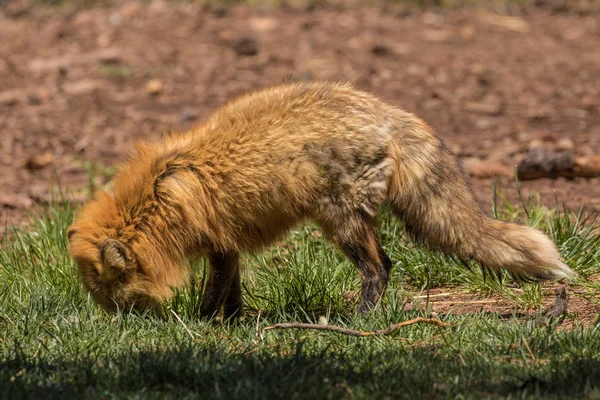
[68,81,575,316]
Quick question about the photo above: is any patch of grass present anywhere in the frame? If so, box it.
[1,198,599,399]
[80,160,117,196]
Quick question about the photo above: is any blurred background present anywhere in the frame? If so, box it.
[1,0,599,237]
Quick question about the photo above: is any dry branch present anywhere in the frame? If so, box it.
[263,317,451,337]
[542,285,569,321]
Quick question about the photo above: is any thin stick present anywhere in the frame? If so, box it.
[431,299,500,305]
[413,292,455,299]
[522,336,536,362]
[256,309,263,340]
[263,317,451,337]
[169,309,195,340]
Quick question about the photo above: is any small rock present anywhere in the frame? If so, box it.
[283,71,314,83]
[463,101,503,116]
[30,88,53,105]
[530,131,557,142]
[574,155,600,178]
[1,194,33,210]
[395,8,412,18]
[422,29,454,43]
[527,107,551,121]
[94,48,122,65]
[464,158,512,179]
[28,48,121,72]
[371,44,391,56]
[27,94,41,105]
[249,17,278,33]
[0,90,21,106]
[179,107,198,123]
[146,79,164,95]
[475,118,495,130]
[580,95,597,109]
[207,4,227,18]
[232,36,258,57]
[480,12,529,33]
[527,139,545,150]
[517,147,575,180]
[555,138,574,152]
[26,152,54,170]
[63,80,101,95]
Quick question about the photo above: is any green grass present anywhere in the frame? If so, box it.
[1,199,599,399]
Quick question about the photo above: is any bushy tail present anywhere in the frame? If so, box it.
[386,116,575,281]
[474,218,574,280]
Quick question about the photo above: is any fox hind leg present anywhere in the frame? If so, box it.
[376,232,393,290]
[323,217,391,314]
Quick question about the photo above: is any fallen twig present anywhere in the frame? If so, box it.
[542,284,569,321]
[169,309,195,340]
[530,282,569,326]
[522,335,536,362]
[263,317,451,337]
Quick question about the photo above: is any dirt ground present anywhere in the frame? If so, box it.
[1,1,599,239]
[404,285,599,330]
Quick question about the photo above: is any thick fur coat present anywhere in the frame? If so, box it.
[68,81,575,318]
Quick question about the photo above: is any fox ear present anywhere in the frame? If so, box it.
[100,239,132,271]
[67,225,78,242]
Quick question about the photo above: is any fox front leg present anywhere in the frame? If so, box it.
[200,251,241,320]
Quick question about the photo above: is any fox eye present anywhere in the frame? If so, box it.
[86,265,100,279]
[117,271,129,284]
[136,265,145,275]
[67,227,78,241]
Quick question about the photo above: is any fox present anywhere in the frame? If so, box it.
[67,81,575,319]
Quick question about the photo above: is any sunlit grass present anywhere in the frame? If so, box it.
[1,196,599,399]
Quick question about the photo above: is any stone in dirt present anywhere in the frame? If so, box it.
[26,152,54,171]
[463,158,512,179]
[518,147,600,180]
[63,80,102,96]
[518,147,574,180]
[0,90,22,106]
[1,194,33,210]
[146,79,164,95]
[233,36,259,57]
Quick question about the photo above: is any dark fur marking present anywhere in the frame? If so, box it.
[223,269,243,319]
[339,238,387,313]
[200,252,240,319]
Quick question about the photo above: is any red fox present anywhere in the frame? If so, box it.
[67,81,575,318]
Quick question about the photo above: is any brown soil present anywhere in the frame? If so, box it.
[2,2,600,236]
[405,284,600,329]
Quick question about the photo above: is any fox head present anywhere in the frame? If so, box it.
[66,194,185,314]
